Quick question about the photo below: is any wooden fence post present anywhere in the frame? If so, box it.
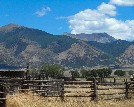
[114,78,116,83]
[26,63,30,80]
[125,81,129,99]
[38,74,41,90]
[91,78,98,101]
[60,80,64,101]
[21,77,30,92]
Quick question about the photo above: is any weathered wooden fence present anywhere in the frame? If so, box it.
[1,76,134,106]
[0,77,24,107]
[18,78,134,101]
[0,83,6,107]
[21,79,64,97]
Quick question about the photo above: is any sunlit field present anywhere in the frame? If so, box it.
[6,77,134,107]
[6,92,134,107]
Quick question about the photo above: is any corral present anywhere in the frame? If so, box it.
[0,70,134,107]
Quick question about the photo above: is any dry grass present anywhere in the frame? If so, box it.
[64,84,125,100]
[6,78,134,107]
[6,92,134,107]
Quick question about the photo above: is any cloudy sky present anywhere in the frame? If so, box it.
[0,0,134,40]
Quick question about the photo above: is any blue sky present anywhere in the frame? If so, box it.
[0,0,134,40]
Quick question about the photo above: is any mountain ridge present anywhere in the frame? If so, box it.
[64,32,116,43]
[0,23,134,68]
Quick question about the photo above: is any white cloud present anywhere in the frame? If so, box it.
[110,0,134,6]
[68,2,134,40]
[35,6,51,17]
[98,2,117,16]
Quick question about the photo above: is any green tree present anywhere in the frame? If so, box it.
[29,68,39,76]
[102,68,112,78]
[114,70,125,76]
[80,68,112,79]
[80,69,90,78]
[95,68,112,82]
[128,70,134,75]
[40,64,64,79]
[70,70,80,80]
[90,69,98,78]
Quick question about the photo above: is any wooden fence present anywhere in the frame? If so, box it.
[0,77,134,106]
[0,83,6,107]
[20,78,134,101]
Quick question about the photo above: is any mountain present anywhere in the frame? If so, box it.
[0,23,134,69]
[0,23,79,67]
[55,41,113,67]
[87,40,134,68]
[64,32,116,43]
[87,40,132,57]
[118,44,134,67]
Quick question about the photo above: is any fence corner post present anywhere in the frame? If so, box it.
[125,81,129,99]
[92,78,98,101]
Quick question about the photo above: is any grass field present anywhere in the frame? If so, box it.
[6,77,134,107]
[6,92,134,107]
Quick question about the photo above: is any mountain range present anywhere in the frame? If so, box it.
[0,23,134,69]
[63,32,116,43]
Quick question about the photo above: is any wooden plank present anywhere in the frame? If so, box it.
[35,95,61,97]
[64,90,90,93]
[103,97,123,100]
[41,91,60,93]
[98,92,125,95]
[128,91,134,93]
[128,81,134,84]
[97,88,110,90]
[64,95,91,97]
[128,87,134,89]
[64,81,92,84]
[0,77,11,79]
[18,89,31,91]
[111,87,125,89]
[98,82,125,85]
[0,98,6,100]
[97,87,125,90]
[22,84,52,87]
[24,80,63,82]
[64,85,90,88]
[35,90,47,92]
[90,91,94,93]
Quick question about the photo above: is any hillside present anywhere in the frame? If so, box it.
[118,44,134,67]
[87,40,132,57]
[55,41,113,67]
[64,32,116,43]
[0,24,80,67]
[0,23,134,68]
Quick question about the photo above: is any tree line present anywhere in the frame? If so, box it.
[29,64,133,80]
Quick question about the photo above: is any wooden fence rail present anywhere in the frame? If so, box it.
[0,83,6,107]
[0,77,134,106]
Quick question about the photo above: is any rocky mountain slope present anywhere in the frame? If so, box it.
[64,32,116,43]
[0,23,133,68]
[55,41,113,67]
[87,40,132,57]
[118,44,134,67]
